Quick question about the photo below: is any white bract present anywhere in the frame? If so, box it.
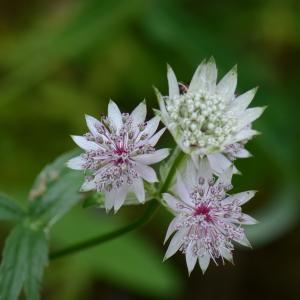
[67,101,169,212]
[163,159,257,274]
[156,57,265,174]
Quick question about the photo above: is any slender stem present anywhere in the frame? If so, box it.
[159,150,185,193]
[50,200,159,261]
[50,148,185,261]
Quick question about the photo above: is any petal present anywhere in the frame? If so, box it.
[198,253,211,274]
[184,159,198,190]
[175,172,194,207]
[189,57,217,93]
[164,215,182,243]
[85,114,101,136]
[104,191,115,212]
[133,162,158,182]
[234,148,252,158]
[80,180,96,192]
[186,242,198,275]
[188,59,207,92]
[131,101,147,127]
[113,185,129,212]
[132,177,145,203]
[235,234,252,248]
[167,64,180,98]
[108,100,123,132]
[220,247,233,263]
[231,129,260,143]
[71,135,100,151]
[207,153,232,174]
[154,87,170,124]
[236,106,266,130]
[133,149,170,165]
[147,127,166,146]
[143,116,160,138]
[217,65,237,101]
[163,193,180,212]
[164,228,188,260]
[205,57,218,91]
[67,156,85,170]
[217,166,234,186]
[238,213,258,225]
[223,190,256,206]
[229,87,258,113]
[198,156,213,179]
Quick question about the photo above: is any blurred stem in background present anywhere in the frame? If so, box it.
[50,149,185,261]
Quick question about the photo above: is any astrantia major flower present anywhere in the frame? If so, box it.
[67,100,169,212]
[163,159,257,274]
[156,58,265,174]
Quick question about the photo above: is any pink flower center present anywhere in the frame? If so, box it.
[194,204,212,222]
[113,147,129,165]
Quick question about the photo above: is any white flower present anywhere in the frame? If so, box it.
[67,100,169,212]
[163,159,257,274]
[156,57,265,174]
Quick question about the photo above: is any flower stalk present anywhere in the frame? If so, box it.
[50,200,159,261]
[50,148,185,261]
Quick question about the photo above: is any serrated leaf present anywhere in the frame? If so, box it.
[23,230,48,300]
[0,193,25,221]
[0,224,48,300]
[28,150,85,228]
[0,225,29,300]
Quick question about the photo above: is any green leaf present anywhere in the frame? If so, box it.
[0,224,48,300]
[82,192,105,208]
[23,230,48,300]
[0,194,25,221]
[51,207,183,298]
[28,150,85,228]
[0,225,28,300]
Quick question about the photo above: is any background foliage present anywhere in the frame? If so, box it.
[0,0,299,299]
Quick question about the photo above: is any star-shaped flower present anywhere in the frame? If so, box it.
[67,101,169,212]
[156,57,265,174]
[163,159,257,274]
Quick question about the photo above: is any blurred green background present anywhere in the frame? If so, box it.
[0,0,300,299]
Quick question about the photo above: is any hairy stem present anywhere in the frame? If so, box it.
[50,148,185,261]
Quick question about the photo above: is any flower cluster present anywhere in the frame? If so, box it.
[156,57,265,174]
[158,58,263,273]
[68,101,169,212]
[68,57,263,274]
[163,159,256,274]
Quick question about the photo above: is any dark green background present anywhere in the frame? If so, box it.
[0,0,299,299]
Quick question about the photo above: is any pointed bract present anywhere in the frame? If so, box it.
[167,64,180,98]
[108,100,123,132]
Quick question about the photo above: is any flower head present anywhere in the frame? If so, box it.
[156,57,265,173]
[67,100,169,212]
[163,159,257,274]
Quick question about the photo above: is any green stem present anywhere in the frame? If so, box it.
[50,148,185,261]
[50,200,158,261]
[159,149,185,194]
